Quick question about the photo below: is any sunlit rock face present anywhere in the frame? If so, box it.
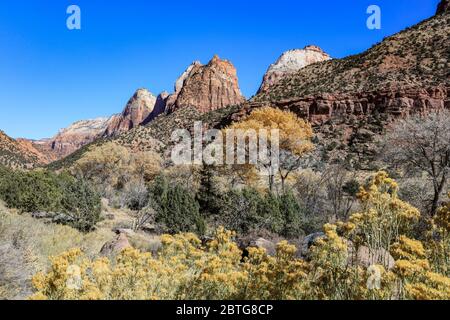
[258,45,331,93]
[166,55,246,113]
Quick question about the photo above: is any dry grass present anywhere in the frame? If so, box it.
[0,204,113,299]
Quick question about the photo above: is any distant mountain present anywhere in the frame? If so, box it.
[10,2,450,171]
[104,88,160,137]
[48,54,249,169]
[258,45,331,93]
[22,88,163,162]
[165,55,246,113]
[10,53,249,166]
[0,130,42,169]
[36,117,112,160]
[236,4,449,168]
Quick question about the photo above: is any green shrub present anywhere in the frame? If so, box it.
[219,189,304,238]
[0,166,101,231]
[279,192,305,238]
[57,173,102,232]
[0,169,62,213]
[219,188,263,234]
[150,176,205,235]
[259,193,284,234]
[196,165,222,217]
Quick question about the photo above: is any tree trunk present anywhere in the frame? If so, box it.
[431,173,447,216]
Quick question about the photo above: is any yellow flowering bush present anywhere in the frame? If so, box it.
[427,193,450,276]
[392,236,450,300]
[345,171,420,255]
[29,174,450,300]
[306,224,358,300]
[30,228,312,300]
[242,241,308,300]
[304,223,397,300]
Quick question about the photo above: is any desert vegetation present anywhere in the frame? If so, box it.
[0,0,449,301]
[0,166,101,231]
[0,108,449,300]
[28,173,450,300]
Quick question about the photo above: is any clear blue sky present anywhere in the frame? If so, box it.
[0,0,440,139]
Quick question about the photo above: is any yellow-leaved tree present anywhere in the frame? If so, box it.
[226,107,314,193]
[72,142,162,189]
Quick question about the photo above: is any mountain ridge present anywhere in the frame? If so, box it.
[2,3,449,170]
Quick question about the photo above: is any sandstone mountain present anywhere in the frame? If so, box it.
[166,55,246,113]
[142,91,170,125]
[240,5,449,168]
[258,45,331,93]
[252,11,449,121]
[49,105,240,171]
[44,3,450,171]
[165,61,202,111]
[104,89,158,137]
[40,117,112,160]
[0,131,42,169]
[4,53,248,166]
[20,88,162,163]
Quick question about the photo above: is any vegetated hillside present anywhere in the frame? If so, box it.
[254,11,449,102]
[116,105,240,152]
[0,131,42,169]
[48,105,240,170]
[50,8,449,171]
[240,9,449,169]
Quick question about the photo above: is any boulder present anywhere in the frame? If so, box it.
[100,231,132,257]
[301,232,325,257]
[239,237,278,256]
[348,244,396,270]
[31,212,53,219]
[52,213,75,224]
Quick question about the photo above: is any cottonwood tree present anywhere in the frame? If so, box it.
[227,107,314,193]
[72,142,162,195]
[383,111,450,216]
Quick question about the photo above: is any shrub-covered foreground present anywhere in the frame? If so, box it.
[0,166,101,231]
[0,207,113,299]
[30,173,450,300]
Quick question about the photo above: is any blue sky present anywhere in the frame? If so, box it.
[0,0,440,139]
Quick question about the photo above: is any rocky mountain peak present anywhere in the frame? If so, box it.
[208,55,238,77]
[258,45,331,93]
[173,62,202,96]
[304,45,328,54]
[437,0,449,14]
[104,88,157,137]
[142,91,170,125]
[166,56,245,113]
[122,88,156,115]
